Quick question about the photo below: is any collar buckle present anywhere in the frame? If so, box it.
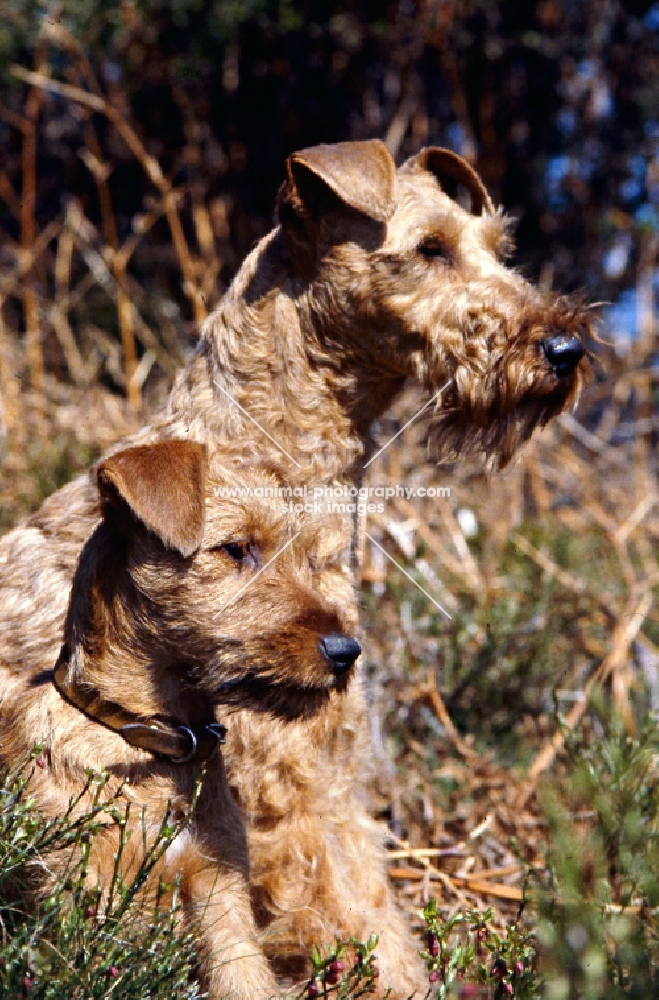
[170,725,198,764]
[171,722,227,764]
[54,650,227,765]
[119,720,227,764]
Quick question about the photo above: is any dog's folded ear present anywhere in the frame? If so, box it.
[96,441,207,557]
[283,140,396,223]
[278,140,395,274]
[402,147,495,216]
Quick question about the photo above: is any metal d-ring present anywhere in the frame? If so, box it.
[171,725,198,764]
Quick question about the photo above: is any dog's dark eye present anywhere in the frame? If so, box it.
[219,540,259,570]
[418,238,453,263]
[221,541,251,563]
[212,539,258,569]
[222,541,247,561]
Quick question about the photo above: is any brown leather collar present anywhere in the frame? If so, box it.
[53,648,226,765]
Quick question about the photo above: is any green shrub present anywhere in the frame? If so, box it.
[0,757,203,999]
[533,713,659,1000]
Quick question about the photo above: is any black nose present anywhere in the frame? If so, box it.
[542,335,585,377]
[319,634,361,675]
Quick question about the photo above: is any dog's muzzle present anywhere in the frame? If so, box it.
[542,335,585,378]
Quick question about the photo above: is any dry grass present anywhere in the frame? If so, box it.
[359,348,658,932]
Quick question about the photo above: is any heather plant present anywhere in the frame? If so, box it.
[532,711,659,1000]
[417,704,659,1000]
[420,900,539,999]
[302,935,383,998]
[0,755,204,999]
[1,759,401,1000]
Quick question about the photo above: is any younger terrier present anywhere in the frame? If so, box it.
[0,441,360,1000]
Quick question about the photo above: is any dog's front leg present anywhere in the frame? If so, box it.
[178,840,280,1000]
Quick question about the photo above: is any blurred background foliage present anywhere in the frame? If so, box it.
[1,0,659,310]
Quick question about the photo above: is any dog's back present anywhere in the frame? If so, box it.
[0,475,98,685]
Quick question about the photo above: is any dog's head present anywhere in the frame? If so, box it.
[58,441,359,723]
[278,140,594,469]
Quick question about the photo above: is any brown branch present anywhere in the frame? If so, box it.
[421,668,481,765]
[21,58,46,395]
[11,66,207,329]
[0,218,62,298]
[511,532,587,595]
[0,296,20,436]
[517,591,654,810]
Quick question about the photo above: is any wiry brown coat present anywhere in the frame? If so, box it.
[0,141,592,996]
[1,441,360,1000]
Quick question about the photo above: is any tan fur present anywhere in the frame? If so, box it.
[0,141,593,997]
[0,441,361,1000]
